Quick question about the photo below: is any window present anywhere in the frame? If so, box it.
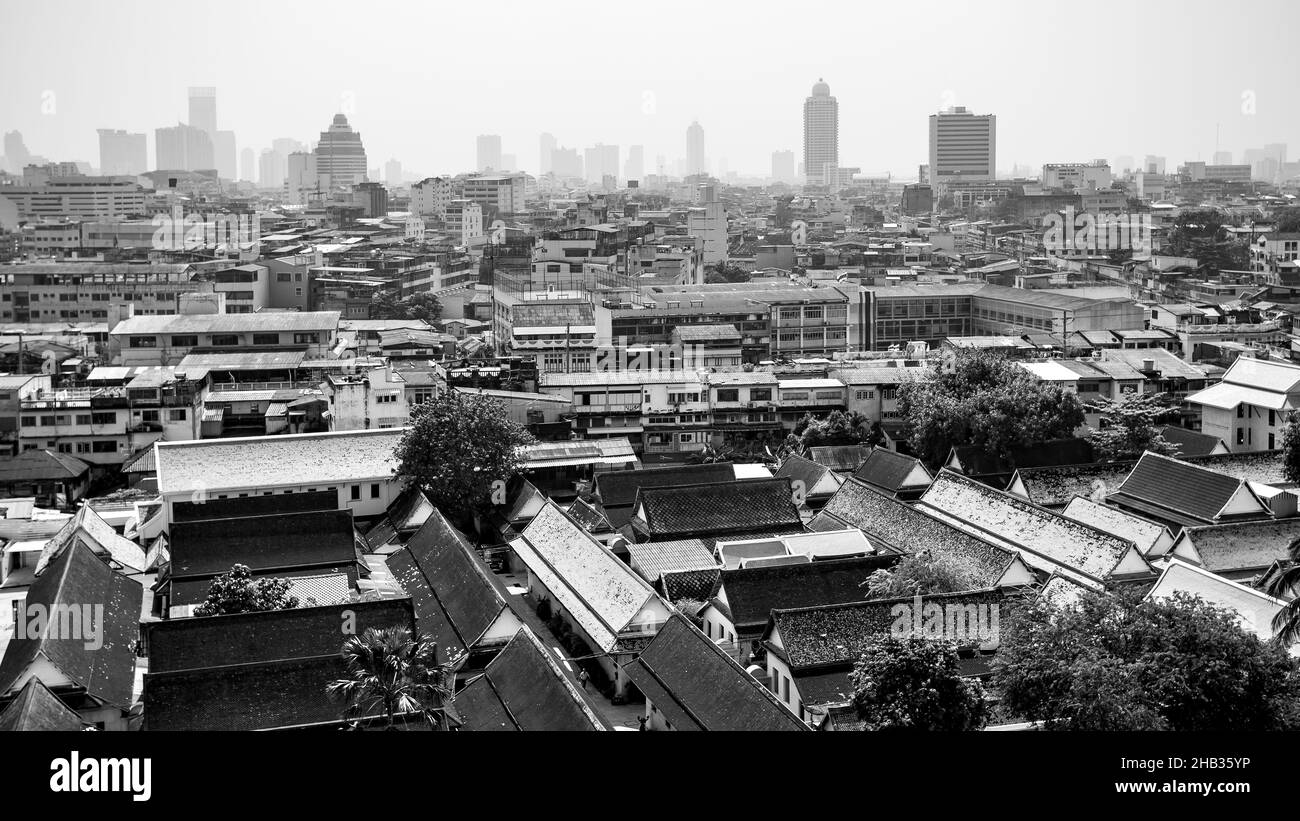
[716,389,739,403]
[211,334,239,346]
[1269,410,1276,426]
[277,272,292,282]
[750,388,772,402]
[128,336,157,348]
[253,333,279,345]
[370,483,380,499]
[168,408,187,422]
[21,416,36,427]
[781,675,790,703]
[881,388,898,401]
[91,441,117,453]
[1237,428,1245,445]
[91,412,116,425]
[855,389,875,400]
[351,485,361,500]
[1237,405,1244,418]
[294,333,320,344]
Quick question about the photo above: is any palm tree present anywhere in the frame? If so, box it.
[326,625,462,730]
[1267,542,1300,647]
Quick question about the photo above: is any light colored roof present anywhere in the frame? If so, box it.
[35,505,146,575]
[627,539,719,582]
[1221,357,1300,393]
[1145,560,1290,647]
[1061,496,1170,555]
[520,439,636,469]
[1036,572,1092,609]
[155,428,405,495]
[509,503,660,653]
[1019,361,1082,382]
[777,378,844,390]
[1186,381,1294,411]
[111,311,339,336]
[540,370,704,387]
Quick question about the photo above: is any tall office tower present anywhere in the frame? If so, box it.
[584,144,619,185]
[188,87,217,137]
[551,147,582,179]
[97,129,147,176]
[477,134,502,172]
[1212,150,1234,166]
[259,149,287,189]
[313,113,368,190]
[686,121,705,176]
[155,124,214,171]
[928,106,996,186]
[803,79,839,187]
[624,145,644,181]
[1144,155,1166,174]
[214,130,237,179]
[771,149,795,183]
[240,147,256,182]
[385,158,402,186]
[287,152,319,205]
[4,131,31,174]
[539,132,556,175]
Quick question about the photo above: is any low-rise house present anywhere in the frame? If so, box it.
[624,612,808,731]
[110,310,343,366]
[775,454,843,509]
[814,478,1038,589]
[33,504,148,583]
[385,509,523,669]
[1107,451,1275,529]
[1165,519,1300,582]
[0,449,91,508]
[1186,357,1300,453]
[852,446,933,499]
[714,529,880,568]
[519,438,638,497]
[509,502,673,699]
[630,478,803,542]
[762,588,1010,724]
[0,541,142,730]
[1060,496,1176,557]
[919,470,1154,590]
[1145,560,1292,650]
[456,626,609,731]
[142,599,418,731]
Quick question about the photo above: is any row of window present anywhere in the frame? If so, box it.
[129,332,322,348]
[22,412,117,427]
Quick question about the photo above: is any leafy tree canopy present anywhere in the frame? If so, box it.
[1085,391,1182,461]
[370,290,442,323]
[194,564,303,617]
[850,637,989,731]
[865,550,976,600]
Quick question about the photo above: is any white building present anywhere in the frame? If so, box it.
[929,106,996,186]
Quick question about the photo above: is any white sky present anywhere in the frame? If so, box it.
[2,0,1297,179]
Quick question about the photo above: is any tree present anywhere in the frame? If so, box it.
[1085,391,1182,460]
[193,564,302,617]
[705,262,752,284]
[326,626,461,730]
[1273,207,1300,235]
[369,290,442,322]
[1282,417,1300,487]
[896,349,1086,468]
[995,589,1300,730]
[393,390,535,523]
[865,550,976,600]
[1265,528,1300,645]
[1166,208,1248,272]
[799,410,871,448]
[849,637,988,731]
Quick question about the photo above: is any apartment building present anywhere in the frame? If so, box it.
[0,176,147,225]
[458,174,526,215]
[1187,357,1300,452]
[321,363,410,430]
[110,309,342,365]
[0,261,207,325]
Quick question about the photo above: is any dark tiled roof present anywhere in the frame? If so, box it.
[385,509,513,658]
[0,678,86,731]
[807,445,869,473]
[818,479,1019,588]
[853,447,931,493]
[457,627,607,731]
[718,556,897,634]
[775,455,836,497]
[363,486,436,550]
[0,449,91,482]
[767,588,1009,670]
[146,599,414,674]
[168,566,358,608]
[566,498,613,534]
[1159,426,1225,457]
[1182,450,1290,487]
[1111,452,1257,523]
[634,478,801,539]
[1178,519,1300,574]
[950,438,1095,479]
[659,567,722,604]
[170,488,339,523]
[1011,461,1137,508]
[169,509,359,580]
[595,463,735,508]
[623,613,807,731]
[628,539,719,582]
[0,541,141,708]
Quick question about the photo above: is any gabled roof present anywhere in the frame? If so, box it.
[816,478,1026,589]
[852,447,933,494]
[714,556,895,633]
[659,567,722,605]
[0,449,91,483]
[1060,496,1173,556]
[0,541,142,708]
[627,539,720,583]
[565,498,613,534]
[36,504,147,576]
[457,627,608,731]
[775,454,843,498]
[948,438,1095,479]
[1109,451,1269,525]
[806,445,870,473]
[169,509,358,581]
[594,463,736,509]
[363,486,436,550]
[1145,560,1288,646]
[1170,518,1300,575]
[1219,356,1300,394]
[385,509,515,659]
[633,478,802,539]
[919,470,1147,585]
[1007,461,1137,508]
[0,677,86,731]
[510,503,662,653]
[1159,426,1228,457]
[623,613,808,731]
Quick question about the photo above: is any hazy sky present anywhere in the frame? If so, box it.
[2,0,1298,179]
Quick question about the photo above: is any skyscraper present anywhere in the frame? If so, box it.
[624,144,644,181]
[803,79,838,187]
[584,144,619,185]
[98,129,147,176]
[288,152,318,205]
[313,113,368,190]
[188,87,217,138]
[928,106,996,185]
[477,134,502,172]
[539,132,556,175]
[214,130,237,179]
[686,121,705,176]
[385,158,402,186]
[4,131,31,174]
[771,149,795,183]
[155,124,214,171]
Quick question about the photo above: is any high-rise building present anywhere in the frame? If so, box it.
[313,113,368,190]
[928,106,996,186]
[155,124,214,171]
[1212,150,1234,166]
[584,144,619,185]
[188,87,217,138]
[686,121,705,177]
[3,131,31,174]
[803,80,839,187]
[624,145,644,182]
[98,129,147,176]
[287,152,318,205]
[385,158,402,186]
[477,134,502,172]
[551,147,582,179]
[1144,155,1166,175]
[259,149,286,190]
[214,130,237,179]
[539,133,556,175]
[771,150,795,183]
[240,147,256,182]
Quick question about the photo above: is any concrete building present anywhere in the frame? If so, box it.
[313,113,368,190]
[0,177,147,226]
[477,134,502,173]
[446,200,483,246]
[772,149,795,184]
[686,122,705,177]
[109,307,342,365]
[286,151,317,205]
[929,106,996,186]
[1042,161,1111,190]
[458,174,526,215]
[1187,357,1300,453]
[803,80,839,188]
[410,176,453,219]
[97,130,147,176]
[155,123,214,171]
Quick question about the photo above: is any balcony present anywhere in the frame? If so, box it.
[574,402,642,414]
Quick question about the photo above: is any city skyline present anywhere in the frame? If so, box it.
[3,0,1298,181]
